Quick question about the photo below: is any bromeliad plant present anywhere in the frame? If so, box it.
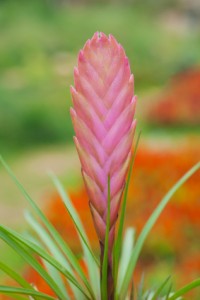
[70,32,136,299]
[0,32,200,300]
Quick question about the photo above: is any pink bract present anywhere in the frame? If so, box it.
[70,32,137,250]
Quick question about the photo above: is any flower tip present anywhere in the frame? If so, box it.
[70,86,77,99]
[132,119,137,132]
[90,31,104,48]
[129,74,134,84]
[92,31,100,40]
[118,43,126,56]
[83,39,91,52]
[133,95,138,105]
[108,33,116,43]
[70,107,76,119]
[73,135,78,145]
[78,50,85,63]
[99,32,108,43]
[74,66,79,76]
[124,56,129,67]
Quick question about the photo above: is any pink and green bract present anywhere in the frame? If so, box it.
[70,32,136,256]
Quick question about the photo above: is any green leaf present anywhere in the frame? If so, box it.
[168,279,200,300]
[25,211,81,299]
[143,290,153,300]
[101,175,111,300]
[0,286,56,299]
[0,156,94,299]
[0,225,91,299]
[0,261,33,290]
[117,228,135,293]
[49,172,99,299]
[43,261,69,299]
[9,295,27,300]
[49,172,98,265]
[137,273,144,300]
[113,131,141,294]
[151,276,171,300]
[24,216,69,298]
[119,161,200,298]
[0,261,40,300]
[0,228,66,299]
[165,283,173,300]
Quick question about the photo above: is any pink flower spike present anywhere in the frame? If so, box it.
[70,31,137,255]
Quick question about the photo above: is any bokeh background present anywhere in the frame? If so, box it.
[0,0,200,298]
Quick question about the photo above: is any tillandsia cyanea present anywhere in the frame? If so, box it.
[70,31,137,298]
[0,31,200,300]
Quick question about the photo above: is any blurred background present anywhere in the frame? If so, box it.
[0,0,200,298]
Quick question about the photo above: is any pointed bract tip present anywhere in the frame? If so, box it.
[73,136,79,146]
[70,107,76,119]
[124,56,129,67]
[70,85,77,95]
[99,32,108,43]
[129,74,134,84]
[92,31,99,40]
[108,34,117,44]
[133,95,138,104]
[78,50,85,63]
[74,67,79,76]
[132,118,137,130]
[83,39,91,52]
[118,44,126,56]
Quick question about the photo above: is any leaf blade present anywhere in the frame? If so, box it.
[119,161,200,298]
[151,276,171,300]
[25,211,81,299]
[0,229,66,299]
[168,279,200,300]
[50,172,99,299]
[0,225,90,299]
[0,286,56,300]
[114,131,141,295]
[0,156,94,299]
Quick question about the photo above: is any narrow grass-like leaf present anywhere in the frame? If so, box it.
[168,279,200,300]
[49,173,98,263]
[113,131,141,292]
[8,295,26,300]
[0,225,91,299]
[0,156,94,299]
[0,226,88,298]
[101,175,111,300]
[0,286,56,299]
[25,212,70,298]
[137,273,144,300]
[165,283,173,300]
[0,261,33,290]
[143,290,153,300]
[0,230,65,299]
[119,161,200,298]
[117,228,135,292]
[50,172,99,298]
[43,261,69,299]
[25,211,82,299]
[151,276,171,300]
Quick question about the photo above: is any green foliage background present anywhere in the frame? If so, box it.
[1,0,200,154]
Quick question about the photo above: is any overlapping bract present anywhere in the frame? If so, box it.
[70,32,136,249]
